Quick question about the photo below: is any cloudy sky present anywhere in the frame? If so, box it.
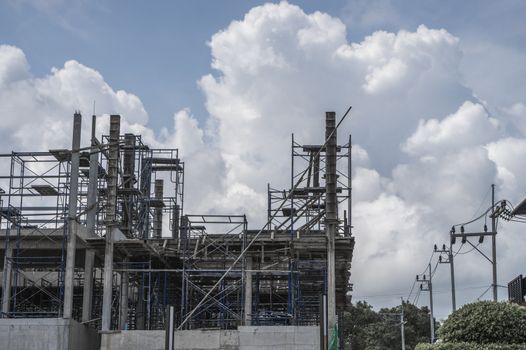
[2,0,526,320]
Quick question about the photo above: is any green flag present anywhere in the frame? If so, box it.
[328,323,338,350]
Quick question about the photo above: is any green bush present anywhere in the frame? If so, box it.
[415,343,526,350]
[438,301,526,344]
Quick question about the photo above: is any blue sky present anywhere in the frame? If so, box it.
[2,0,526,317]
[0,1,345,129]
[2,0,525,131]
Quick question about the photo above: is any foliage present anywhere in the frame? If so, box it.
[415,343,526,350]
[438,301,526,344]
[341,300,433,350]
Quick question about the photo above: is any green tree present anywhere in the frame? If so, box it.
[342,300,432,350]
[438,301,526,344]
[341,301,382,349]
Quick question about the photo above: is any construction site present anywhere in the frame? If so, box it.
[0,111,354,350]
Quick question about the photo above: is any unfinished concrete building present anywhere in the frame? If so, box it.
[0,112,354,350]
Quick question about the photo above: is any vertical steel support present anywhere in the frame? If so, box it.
[179,216,188,329]
[136,280,145,330]
[1,246,13,316]
[244,256,253,325]
[491,184,498,301]
[102,115,120,331]
[348,135,352,236]
[288,134,295,316]
[64,112,82,319]
[154,179,164,238]
[165,305,175,350]
[120,258,129,330]
[82,115,98,323]
[122,134,136,236]
[320,294,328,350]
[325,112,337,330]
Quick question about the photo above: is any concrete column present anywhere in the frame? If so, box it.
[82,115,98,323]
[64,112,82,319]
[313,153,320,188]
[324,112,337,331]
[102,115,120,331]
[119,259,129,330]
[172,204,180,239]
[82,250,95,322]
[2,246,13,316]
[102,229,115,331]
[244,257,253,325]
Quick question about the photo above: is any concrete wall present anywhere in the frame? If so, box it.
[100,330,164,350]
[238,326,319,350]
[0,318,100,350]
[100,326,318,350]
[101,329,239,350]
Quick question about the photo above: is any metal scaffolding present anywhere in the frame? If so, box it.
[0,111,354,334]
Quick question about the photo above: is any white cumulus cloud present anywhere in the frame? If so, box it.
[2,2,526,319]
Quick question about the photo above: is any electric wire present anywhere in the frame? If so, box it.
[455,242,481,255]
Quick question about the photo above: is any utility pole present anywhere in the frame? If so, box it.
[416,265,435,343]
[400,298,406,350]
[450,184,499,303]
[435,243,456,312]
[449,241,456,311]
[491,184,497,301]
[428,263,435,343]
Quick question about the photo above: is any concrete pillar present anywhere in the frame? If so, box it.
[313,153,320,188]
[64,112,82,319]
[82,250,95,322]
[2,246,13,316]
[324,112,337,331]
[119,258,129,330]
[102,229,115,331]
[244,257,253,325]
[153,179,164,238]
[102,115,120,331]
[172,204,180,239]
[82,115,98,323]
